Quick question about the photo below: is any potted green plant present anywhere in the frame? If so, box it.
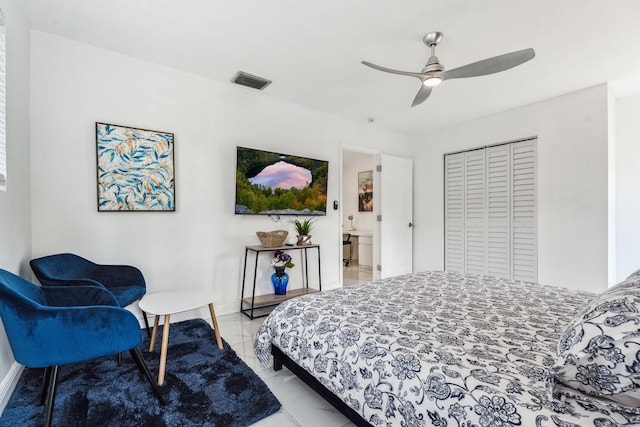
[290,218,315,245]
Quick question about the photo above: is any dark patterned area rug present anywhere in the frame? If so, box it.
[0,319,280,426]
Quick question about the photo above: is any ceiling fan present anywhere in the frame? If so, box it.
[362,31,535,107]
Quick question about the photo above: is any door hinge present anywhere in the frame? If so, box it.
[377,214,382,221]
[376,264,382,271]
[376,164,382,172]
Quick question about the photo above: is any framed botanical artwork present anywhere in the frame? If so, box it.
[358,170,373,212]
[96,122,175,211]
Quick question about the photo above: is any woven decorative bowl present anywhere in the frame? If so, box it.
[256,230,288,248]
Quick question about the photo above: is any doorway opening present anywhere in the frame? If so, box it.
[341,147,376,286]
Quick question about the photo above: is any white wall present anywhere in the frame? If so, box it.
[615,92,640,281]
[342,151,376,232]
[411,84,611,293]
[29,31,411,313]
[607,87,617,285]
[0,0,31,410]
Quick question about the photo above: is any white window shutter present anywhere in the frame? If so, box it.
[444,153,464,272]
[511,140,537,282]
[464,150,486,274]
[0,19,5,190]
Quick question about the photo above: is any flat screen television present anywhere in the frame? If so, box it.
[235,146,328,216]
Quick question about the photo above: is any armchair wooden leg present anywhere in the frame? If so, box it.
[129,348,165,405]
[43,365,59,427]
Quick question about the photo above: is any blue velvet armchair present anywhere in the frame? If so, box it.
[0,269,164,427]
[29,253,150,335]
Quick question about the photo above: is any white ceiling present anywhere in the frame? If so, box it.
[20,0,640,136]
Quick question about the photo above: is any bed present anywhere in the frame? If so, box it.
[255,270,640,426]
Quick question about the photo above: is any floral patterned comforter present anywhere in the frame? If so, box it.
[255,271,638,426]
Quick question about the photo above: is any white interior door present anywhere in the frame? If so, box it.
[377,154,413,279]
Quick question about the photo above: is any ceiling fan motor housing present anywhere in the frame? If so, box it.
[422,56,444,73]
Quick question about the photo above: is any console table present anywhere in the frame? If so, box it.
[241,244,321,319]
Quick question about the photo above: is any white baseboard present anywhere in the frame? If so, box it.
[216,300,242,316]
[0,362,23,415]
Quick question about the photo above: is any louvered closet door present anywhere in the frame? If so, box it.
[444,153,464,272]
[511,140,537,282]
[444,138,537,281]
[487,145,511,278]
[464,150,486,274]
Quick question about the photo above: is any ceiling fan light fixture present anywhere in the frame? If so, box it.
[361,31,534,106]
[423,76,442,87]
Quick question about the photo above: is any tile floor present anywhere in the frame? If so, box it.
[342,262,372,286]
[214,312,356,427]
[205,260,372,425]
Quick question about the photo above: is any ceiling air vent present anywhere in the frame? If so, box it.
[231,71,272,90]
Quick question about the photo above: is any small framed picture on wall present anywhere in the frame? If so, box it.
[358,170,373,212]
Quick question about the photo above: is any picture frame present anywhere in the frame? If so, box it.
[358,170,373,212]
[96,122,175,211]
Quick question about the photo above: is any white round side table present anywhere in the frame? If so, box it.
[139,290,223,385]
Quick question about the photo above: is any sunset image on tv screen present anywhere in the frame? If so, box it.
[235,147,328,216]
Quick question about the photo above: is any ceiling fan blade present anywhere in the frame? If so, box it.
[411,83,432,107]
[361,61,425,80]
[441,48,535,80]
